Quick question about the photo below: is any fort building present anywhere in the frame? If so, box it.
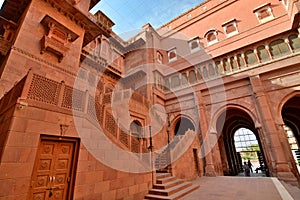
[0,0,300,199]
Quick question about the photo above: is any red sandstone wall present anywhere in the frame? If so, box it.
[0,99,152,199]
[0,0,85,97]
[171,136,204,180]
[75,148,151,200]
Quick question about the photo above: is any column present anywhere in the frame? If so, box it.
[195,90,216,176]
[250,75,297,181]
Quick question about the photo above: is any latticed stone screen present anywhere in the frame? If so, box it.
[87,95,97,120]
[95,101,104,124]
[62,86,85,111]
[102,93,111,104]
[105,111,117,138]
[27,74,61,105]
[119,130,129,147]
[131,137,139,153]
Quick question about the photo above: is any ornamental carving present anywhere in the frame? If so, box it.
[0,17,16,55]
[40,15,78,62]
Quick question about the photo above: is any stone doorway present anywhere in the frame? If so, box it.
[216,108,268,176]
[29,135,80,200]
[174,117,195,136]
[282,95,300,175]
[234,128,266,176]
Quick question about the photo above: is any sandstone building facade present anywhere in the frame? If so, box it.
[0,0,300,199]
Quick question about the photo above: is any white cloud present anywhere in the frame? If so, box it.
[0,0,4,8]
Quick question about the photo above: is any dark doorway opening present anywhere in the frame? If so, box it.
[282,96,300,174]
[174,117,195,135]
[216,108,268,176]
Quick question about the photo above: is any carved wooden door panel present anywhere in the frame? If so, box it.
[30,136,78,200]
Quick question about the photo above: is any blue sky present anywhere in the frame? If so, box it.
[91,0,204,39]
[0,0,204,39]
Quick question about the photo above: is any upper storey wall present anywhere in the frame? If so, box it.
[159,0,294,57]
[13,0,85,69]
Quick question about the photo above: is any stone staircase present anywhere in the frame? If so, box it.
[144,172,199,200]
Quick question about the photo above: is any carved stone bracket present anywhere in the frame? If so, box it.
[40,35,70,62]
[0,37,11,56]
[0,16,16,56]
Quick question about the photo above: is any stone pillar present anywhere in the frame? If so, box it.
[275,122,300,181]
[195,90,216,176]
[250,75,297,181]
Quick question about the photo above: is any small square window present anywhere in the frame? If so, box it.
[168,48,177,62]
[253,3,274,23]
[222,19,238,37]
[188,37,201,52]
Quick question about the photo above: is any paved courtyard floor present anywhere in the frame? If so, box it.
[182,174,300,200]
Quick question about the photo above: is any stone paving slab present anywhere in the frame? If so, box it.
[182,176,293,200]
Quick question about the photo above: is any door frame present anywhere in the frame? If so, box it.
[30,134,80,200]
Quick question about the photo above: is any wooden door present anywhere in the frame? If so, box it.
[30,136,79,200]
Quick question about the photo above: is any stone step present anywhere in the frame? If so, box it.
[145,184,199,200]
[156,176,177,184]
[153,179,185,190]
[156,173,171,179]
[156,169,168,173]
[149,182,192,196]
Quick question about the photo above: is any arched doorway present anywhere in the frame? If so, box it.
[130,120,142,138]
[130,120,145,153]
[282,96,300,173]
[174,117,195,135]
[234,128,264,175]
[216,108,268,176]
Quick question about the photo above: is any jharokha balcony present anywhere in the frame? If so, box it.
[0,36,11,56]
[0,16,16,56]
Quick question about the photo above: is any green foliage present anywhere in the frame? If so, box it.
[241,144,260,160]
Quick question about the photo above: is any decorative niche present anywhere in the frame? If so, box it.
[40,15,79,62]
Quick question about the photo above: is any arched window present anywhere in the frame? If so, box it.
[245,50,258,66]
[208,63,215,76]
[203,66,208,79]
[237,54,245,68]
[223,59,231,72]
[171,75,180,88]
[165,79,170,91]
[269,39,290,57]
[189,70,197,84]
[197,67,203,80]
[288,34,300,52]
[230,57,238,71]
[182,73,188,86]
[205,30,218,45]
[215,61,223,74]
[257,46,270,62]
[130,120,142,138]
